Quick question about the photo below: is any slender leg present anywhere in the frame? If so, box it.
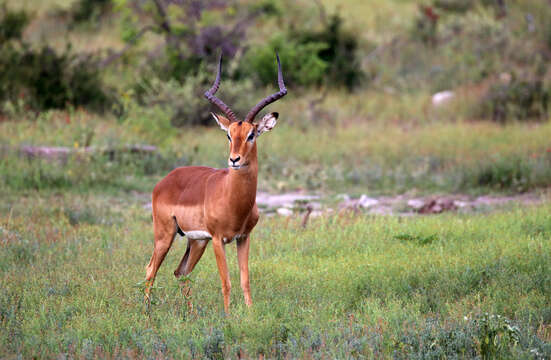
[174,239,208,312]
[212,237,231,314]
[236,235,252,307]
[145,220,176,306]
[173,239,208,277]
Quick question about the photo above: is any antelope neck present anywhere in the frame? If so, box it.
[225,147,258,203]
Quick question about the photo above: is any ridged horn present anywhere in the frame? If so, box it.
[204,53,238,123]
[244,52,287,123]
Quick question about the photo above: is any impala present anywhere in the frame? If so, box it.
[144,53,287,313]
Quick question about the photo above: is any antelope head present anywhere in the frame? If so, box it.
[205,53,287,170]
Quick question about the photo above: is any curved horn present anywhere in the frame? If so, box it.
[204,53,238,123]
[244,52,287,123]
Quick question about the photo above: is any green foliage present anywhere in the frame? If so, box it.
[134,70,255,127]
[243,13,363,89]
[242,35,328,87]
[19,46,111,112]
[459,153,551,192]
[479,72,549,122]
[0,8,112,113]
[291,14,364,89]
[70,0,112,24]
[0,148,178,192]
[476,313,521,359]
[0,4,28,42]
[394,233,437,245]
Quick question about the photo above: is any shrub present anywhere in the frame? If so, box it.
[70,0,112,24]
[291,14,364,89]
[242,35,328,88]
[0,46,112,112]
[0,4,28,42]
[411,5,439,45]
[479,71,549,122]
[0,7,113,114]
[243,13,363,89]
[134,69,256,127]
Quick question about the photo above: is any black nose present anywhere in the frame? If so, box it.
[230,156,241,164]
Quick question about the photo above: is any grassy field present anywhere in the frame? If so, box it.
[1,192,550,358]
[1,0,551,358]
[2,113,551,195]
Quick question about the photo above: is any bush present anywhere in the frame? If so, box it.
[291,14,364,89]
[242,35,328,88]
[1,45,113,113]
[243,13,363,89]
[134,70,256,127]
[70,0,112,24]
[0,4,28,42]
[0,7,113,114]
[479,71,549,122]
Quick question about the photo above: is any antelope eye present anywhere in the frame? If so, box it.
[247,132,254,142]
[227,133,231,141]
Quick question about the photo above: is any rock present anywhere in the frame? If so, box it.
[276,208,293,217]
[407,199,425,210]
[453,200,469,208]
[417,198,457,214]
[256,192,319,210]
[358,195,379,208]
[432,91,454,107]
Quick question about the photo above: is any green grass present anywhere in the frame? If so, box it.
[0,193,549,358]
[1,1,550,357]
[2,112,551,195]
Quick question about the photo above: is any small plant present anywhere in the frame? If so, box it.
[203,328,225,360]
[475,313,521,359]
[394,233,438,245]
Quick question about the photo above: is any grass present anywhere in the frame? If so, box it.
[0,193,549,358]
[1,1,550,358]
[2,111,551,195]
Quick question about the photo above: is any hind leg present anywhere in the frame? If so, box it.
[145,218,177,305]
[174,239,208,310]
[174,239,209,278]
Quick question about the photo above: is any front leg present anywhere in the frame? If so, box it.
[236,235,252,307]
[212,236,231,314]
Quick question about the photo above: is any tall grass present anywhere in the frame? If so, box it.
[2,113,551,194]
[0,194,549,358]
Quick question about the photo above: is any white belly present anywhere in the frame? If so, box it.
[184,230,212,240]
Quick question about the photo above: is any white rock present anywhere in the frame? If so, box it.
[276,208,293,217]
[453,200,469,208]
[358,195,379,208]
[432,91,455,106]
[407,199,425,210]
[256,192,318,208]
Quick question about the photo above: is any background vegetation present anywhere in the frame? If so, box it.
[1,0,550,358]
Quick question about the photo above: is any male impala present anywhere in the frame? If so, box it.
[144,53,287,313]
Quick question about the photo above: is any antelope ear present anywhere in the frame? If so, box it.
[211,113,231,131]
[255,112,278,136]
